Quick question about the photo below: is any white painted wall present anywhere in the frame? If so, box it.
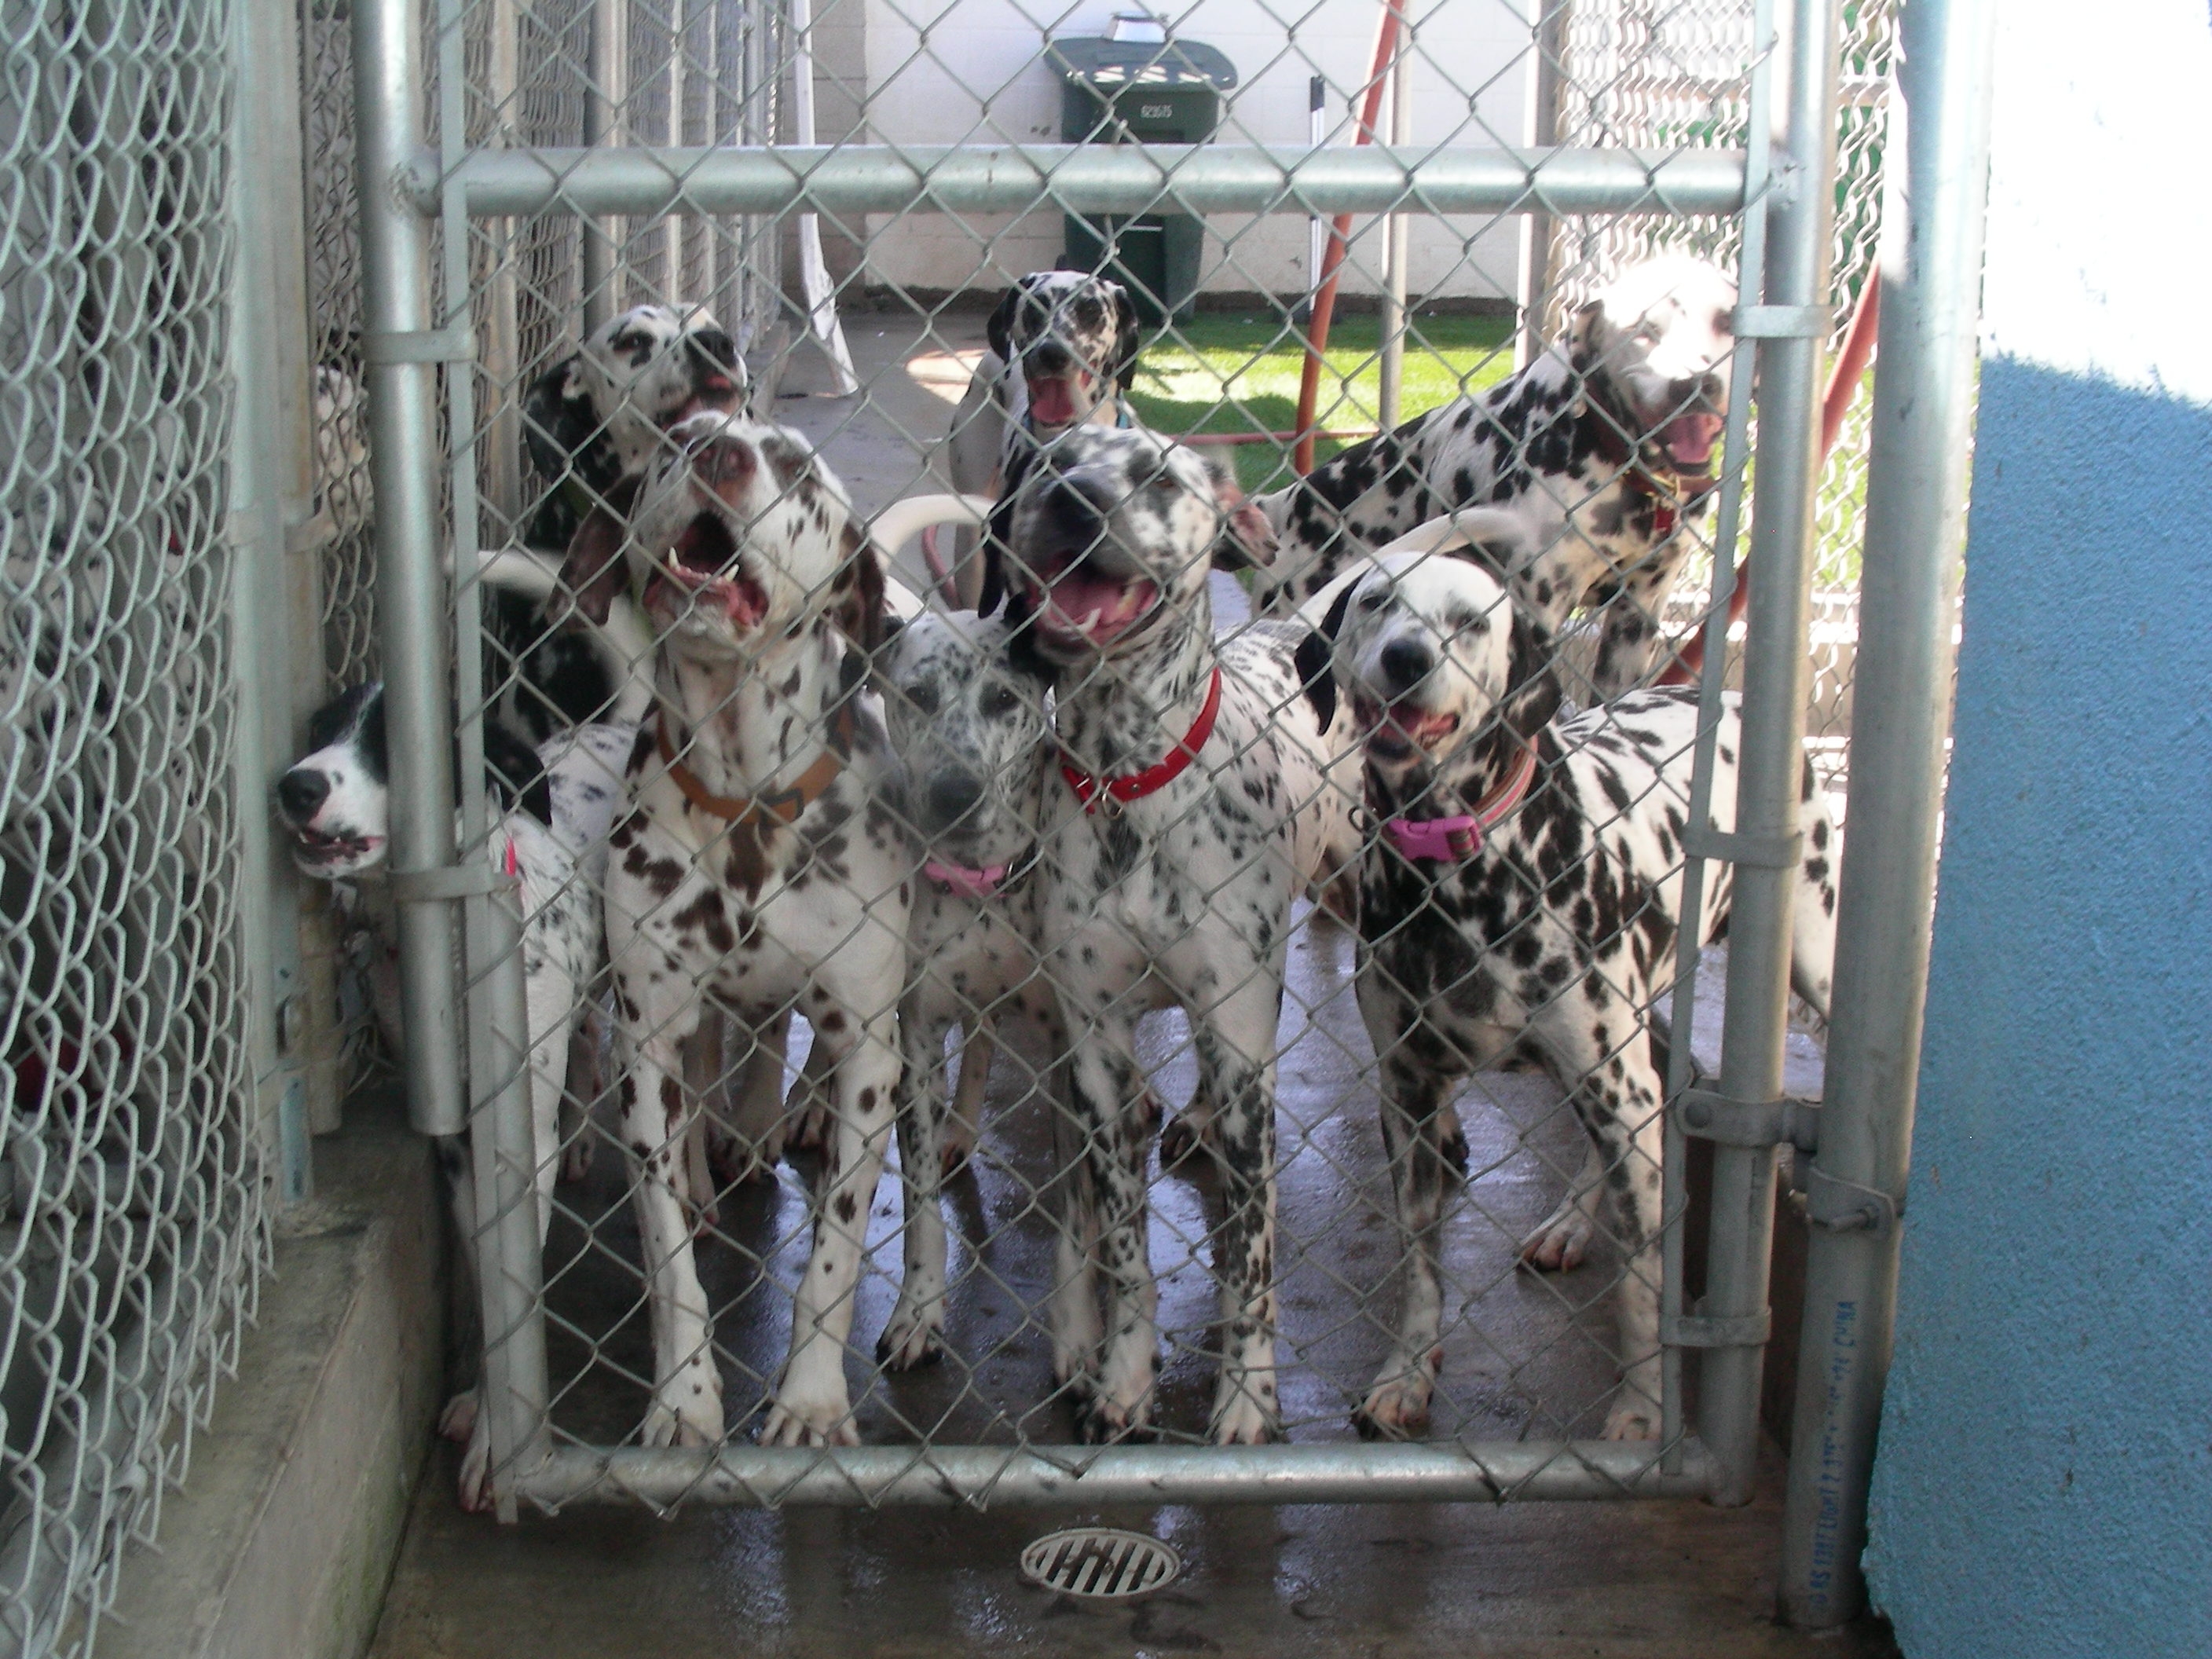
[850,0,1531,300]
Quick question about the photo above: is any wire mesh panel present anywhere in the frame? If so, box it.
[0,0,266,1646]
[336,0,1865,1513]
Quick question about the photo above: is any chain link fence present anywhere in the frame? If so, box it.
[0,0,269,1646]
[302,0,1887,1518]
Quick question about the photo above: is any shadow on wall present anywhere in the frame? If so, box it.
[1865,356,2212,1657]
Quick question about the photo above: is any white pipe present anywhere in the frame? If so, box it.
[789,0,858,395]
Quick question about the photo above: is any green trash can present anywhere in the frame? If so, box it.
[1050,26,1236,326]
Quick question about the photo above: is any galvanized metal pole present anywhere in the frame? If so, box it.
[1376,21,1410,430]
[1514,0,1566,372]
[1697,0,1840,1509]
[353,0,467,1137]
[1778,0,1994,1624]
[583,0,626,332]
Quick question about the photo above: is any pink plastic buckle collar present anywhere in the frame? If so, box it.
[1384,815,1485,862]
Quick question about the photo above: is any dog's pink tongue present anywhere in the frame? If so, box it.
[1043,567,1150,639]
[1027,375,1079,428]
[1663,411,1724,471]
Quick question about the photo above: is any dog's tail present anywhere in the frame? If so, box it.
[476,545,656,727]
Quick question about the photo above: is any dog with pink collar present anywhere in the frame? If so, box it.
[870,608,1068,1372]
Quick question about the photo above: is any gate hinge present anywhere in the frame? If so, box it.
[363,325,477,366]
[1661,1304,1771,1349]
[1804,1166,1901,1236]
[1677,1088,1821,1152]
[1679,824,1804,870]
[1732,303,1831,339]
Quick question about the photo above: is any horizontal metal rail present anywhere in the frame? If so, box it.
[407,141,1752,220]
[515,1439,1716,1509]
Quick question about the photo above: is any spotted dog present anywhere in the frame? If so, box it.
[560,410,978,1446]
[1002,426,1355,1445]
[521,302,745,554]
[1255,257,1738,698]
[868,610,1068,1371]
[943,273,1141,606]
[1311,548,1837,1441]
[274,684,631,1507]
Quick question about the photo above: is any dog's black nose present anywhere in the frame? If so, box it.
[1027,338,1076,377]
[1379,638,1434,693]
[276,768,329,826]
[925,771,985,829]
[690,328,737,370]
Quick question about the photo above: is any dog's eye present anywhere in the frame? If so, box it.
[611,329,649,353]
[1357,590,1386,611]
[903,685,939,716]
[980,683,1018,718]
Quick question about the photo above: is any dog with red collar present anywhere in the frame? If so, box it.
[1311,545,1838,1442]
[1001,426,1357,1445]
[1253,256,1738,701]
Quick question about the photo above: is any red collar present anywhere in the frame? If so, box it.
[1621,466,1716,538]
[1060,668,1223,814]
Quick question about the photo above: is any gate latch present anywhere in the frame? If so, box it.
[1661,1302,1771,1350]
[1677,1088,1821,1153]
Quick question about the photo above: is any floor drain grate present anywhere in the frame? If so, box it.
[1020,1526,1182,1603]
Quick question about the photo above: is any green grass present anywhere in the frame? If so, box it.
[1127,313,1517,494]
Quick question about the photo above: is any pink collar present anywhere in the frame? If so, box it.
[1060,668,1223,814]
[922,859,1009,901]
[1384,747,1540,862]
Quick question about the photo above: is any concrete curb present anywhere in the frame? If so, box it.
[101,1088,445,1659]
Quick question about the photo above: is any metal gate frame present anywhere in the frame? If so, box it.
[343,0,1987,1614]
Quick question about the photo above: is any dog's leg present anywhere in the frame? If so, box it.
[1518,1139,1606,1272]
[438,1135,500,1512]
[559,999,602,1185]
[943,1017,993,1174]
[1060,1002,1160,1443]
[880,998,954,1371]
[679,1020,724,1234]
[1353,979,1478,1441]
[613,1002,725,1448]
[760,988,902,1448]
[1038,1028,1104,1392]
[1588,551,1682,698]
[1188,979,1287,1446]
[716,1009,789,1185]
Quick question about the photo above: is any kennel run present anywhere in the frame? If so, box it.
[0,0,1988,1648]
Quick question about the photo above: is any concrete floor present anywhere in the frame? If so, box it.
[363,317,1897,1657]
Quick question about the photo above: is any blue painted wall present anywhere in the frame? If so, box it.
[1862,6,2212,1654]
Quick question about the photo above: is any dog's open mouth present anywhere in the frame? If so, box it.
[653,512,769,628]
[1353,693,1460,760]
[1025,370,1093,430]
[666,373,742,426]
[291,827,383,870]
[1017,544,1157,653]
[1655,409,1724,477]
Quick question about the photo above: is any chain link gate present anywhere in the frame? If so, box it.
[339,0,1877,1519]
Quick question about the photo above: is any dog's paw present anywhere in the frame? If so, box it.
[559,1135,595,1185]
[1601,1400,1661,1441]
[1077,1395,1157,1446]
[457,1417,495,1513]
[438,1386,479,1445]
[875,1310,946,1372]
[939,1138,973,1179]
[1353,1350,1440,1440]
[1518,1204,1596,1273]
[1209,1389,1281,1446]
[643,1378,725,1448]
[1439,1123,1470,1175]
[759,1393,861,1448]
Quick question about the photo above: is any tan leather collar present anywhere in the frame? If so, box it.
[655,703,855,828]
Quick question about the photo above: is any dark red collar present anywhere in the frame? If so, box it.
[1621,464,1716,538]
[1060,668,1223,814]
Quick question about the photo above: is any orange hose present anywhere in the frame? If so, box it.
[1657,276,1882,687]
[1291,0,1408,477]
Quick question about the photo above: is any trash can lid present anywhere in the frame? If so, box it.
[1049,35,1238,90]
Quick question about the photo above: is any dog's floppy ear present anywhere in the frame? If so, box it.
[1503,599,1564,742]
[830,523,888,663]
[1201,454,1276,569]
[1293,624,1338,734]
[555,473,641,627]
[986,275,1036,367]
[975,447,1042,619]
[522,353,603,485]
[1566,298,1606,377]
[1107,280,1142,394]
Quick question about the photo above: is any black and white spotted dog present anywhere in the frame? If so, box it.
[274,683,631,1507]
[868,609,1068,1372]
[520,302,745,554]
[1309,545,1837,1441]
[557,408,980,1447]
[1001,426,1356,1444]
[943,273,1141,606]
[1256,257,1738,699]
